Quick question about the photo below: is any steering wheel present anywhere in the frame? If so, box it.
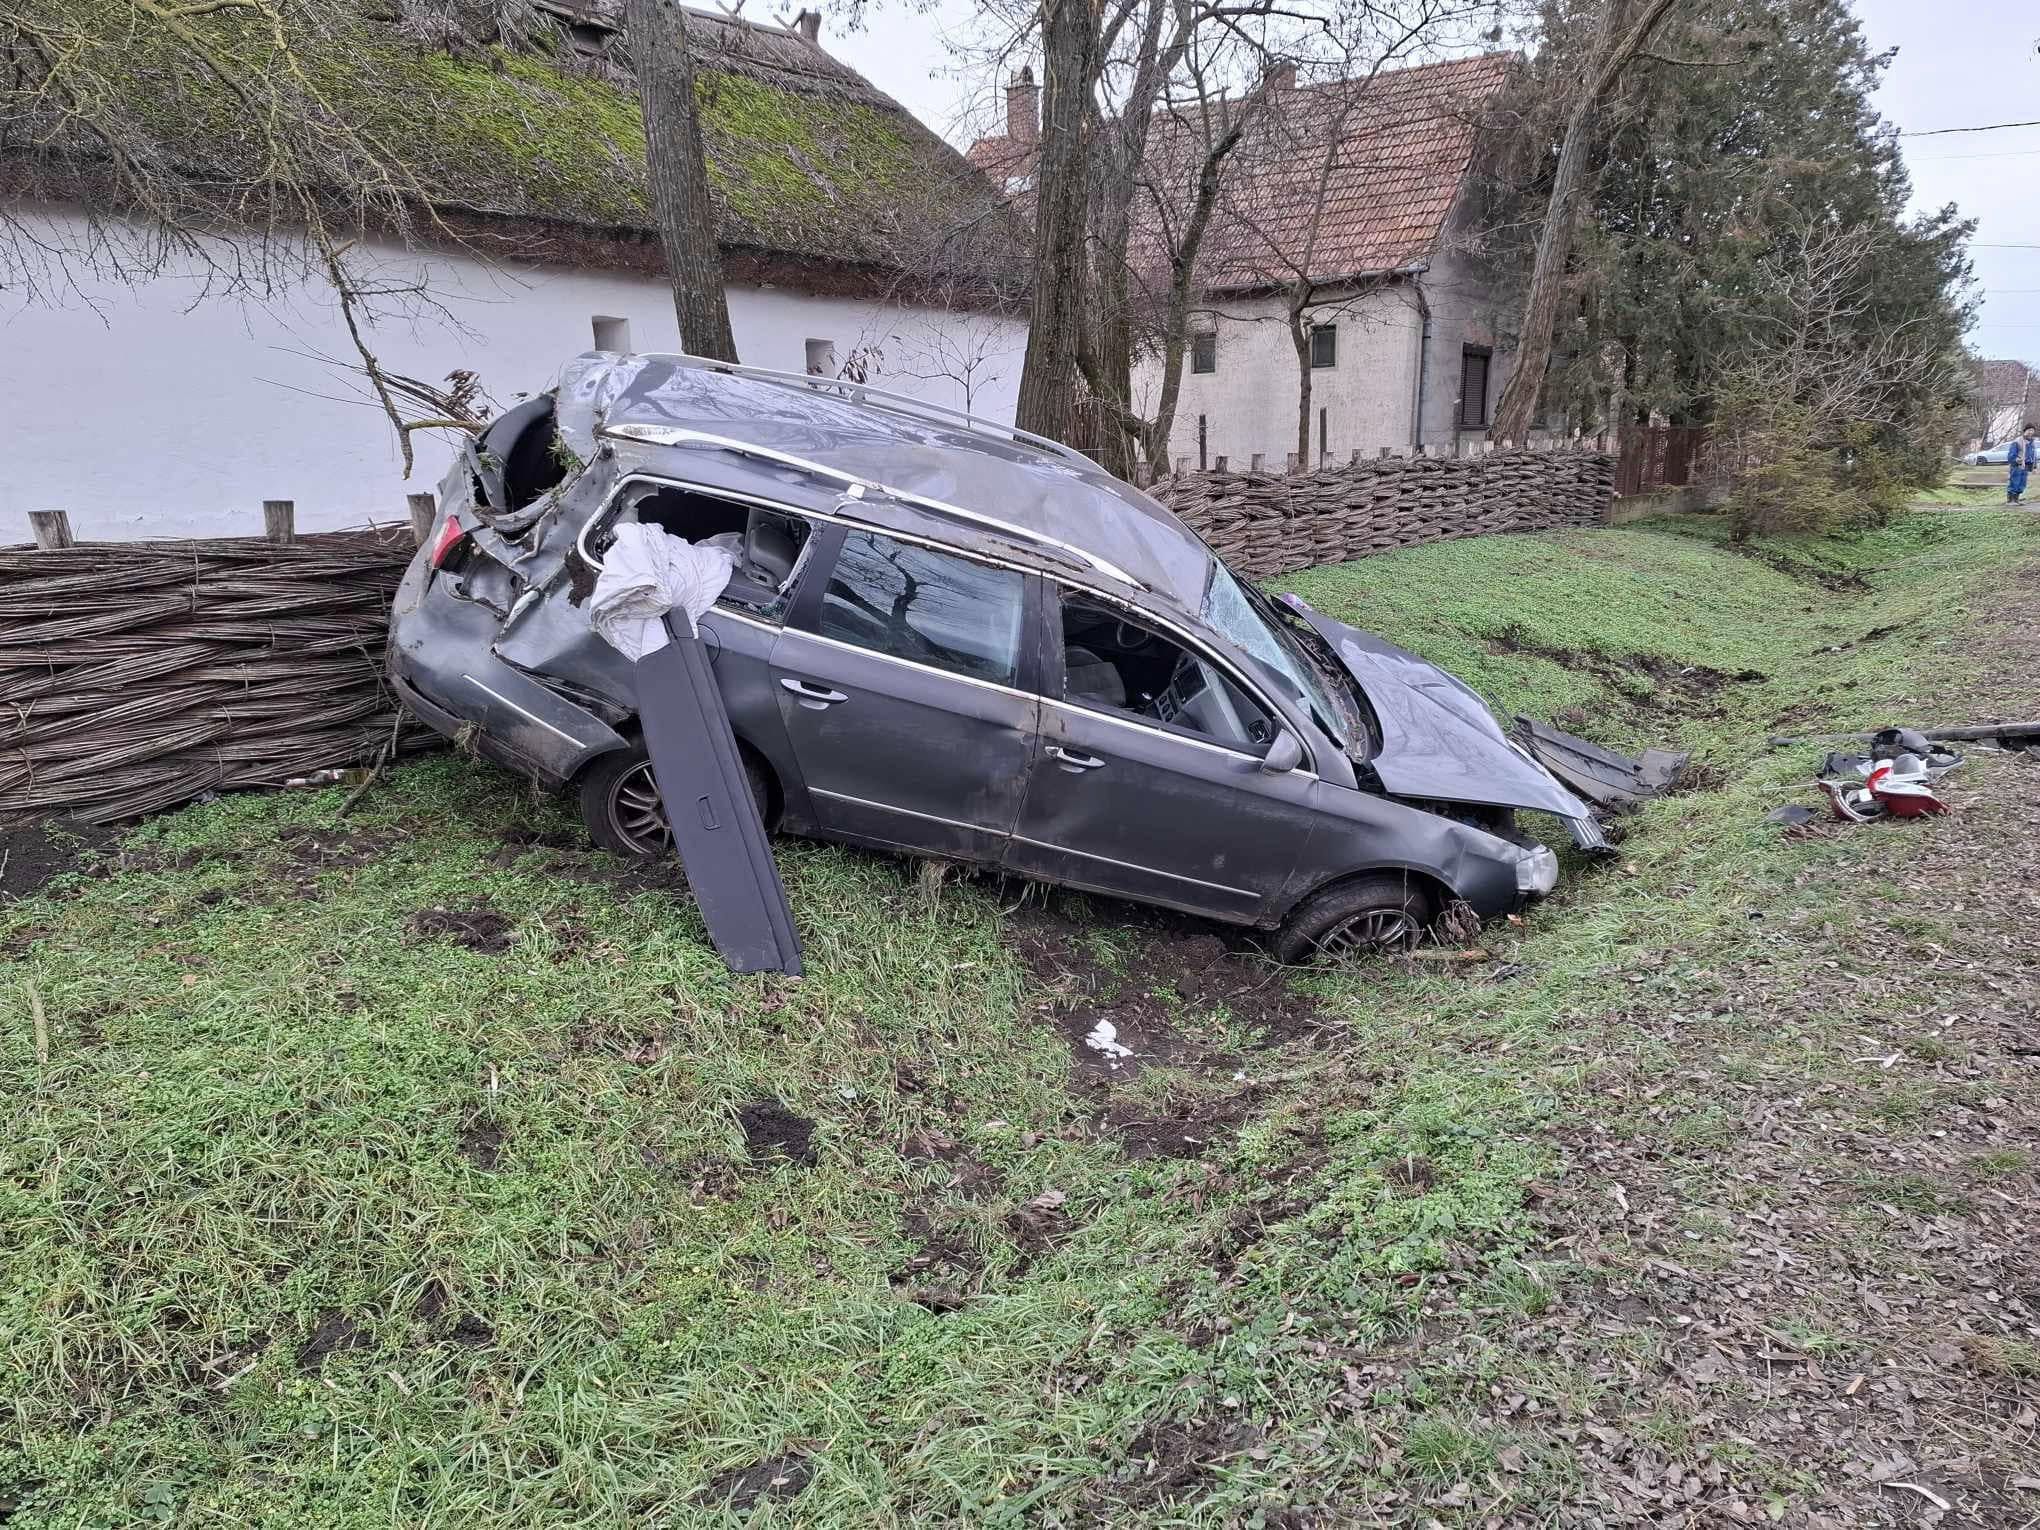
[1113,619,1150,651]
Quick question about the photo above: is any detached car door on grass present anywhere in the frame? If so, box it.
[772,525,1039,861]
[1004,591,1314,922]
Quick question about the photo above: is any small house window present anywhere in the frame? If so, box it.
[591,315,631,352]
[1191,332,1217,374]
[804,338,836,376]
[1459,347,1492,429]
[1309,324,1337,369]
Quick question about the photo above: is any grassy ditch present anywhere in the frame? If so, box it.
[1,509,2034,1526]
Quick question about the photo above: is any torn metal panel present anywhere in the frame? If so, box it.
[1281,603,1592,821]
[1510,717,1690,816]
[635,615,804,976]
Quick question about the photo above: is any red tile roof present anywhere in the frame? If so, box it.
[1167,52,1512,291]
[968,52,1512,292]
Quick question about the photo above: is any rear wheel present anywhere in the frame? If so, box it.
[578,742,770,858]
[1271,874,1437,966]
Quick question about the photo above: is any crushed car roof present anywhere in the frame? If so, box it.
[559,354,1221,607]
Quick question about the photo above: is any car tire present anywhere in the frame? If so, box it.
[1271,874,1437,966]
[577,741,771,858]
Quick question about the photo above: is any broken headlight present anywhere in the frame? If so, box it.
[1513,844,1559,896]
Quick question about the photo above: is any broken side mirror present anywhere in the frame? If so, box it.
[1261,729,1304,774]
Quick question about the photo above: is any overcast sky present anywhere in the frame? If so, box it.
[801,0,2040,367]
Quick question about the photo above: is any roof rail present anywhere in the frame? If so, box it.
[597,422,1144,588]
[634,352,1096,468]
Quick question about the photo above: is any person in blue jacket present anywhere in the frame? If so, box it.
[2011,424,2038,505]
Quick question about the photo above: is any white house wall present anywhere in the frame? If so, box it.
[1416,193,1519,448]
[0,208,1028,539]
[1134,284,1425,472]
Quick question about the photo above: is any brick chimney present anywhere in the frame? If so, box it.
[1006,65,1039,144]
[791,8,820,44]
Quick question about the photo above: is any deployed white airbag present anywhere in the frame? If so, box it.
[589,522,735,660]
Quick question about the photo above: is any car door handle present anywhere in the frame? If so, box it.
[1047,745,1105,773]
[779,677,848,708]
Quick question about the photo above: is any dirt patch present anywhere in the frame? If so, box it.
[276,824,397,873]
[500,842,689,896]
[295,1309,367,1372]
[457,1114,505,1170]
[1104,1089,1263,1161]
[447,1313,494,1346]
[891,1203,985,1308]
[409,906,516,954]
[0,819,117,900]
[1105,1417,1257,1509]
[1488,626,1767,715]
[1007,909,1325,1083]
[1002,1194,1072,1272]
[414,1278,448,1324]
[694,1453,813,1511]
[736,1097,816,1165]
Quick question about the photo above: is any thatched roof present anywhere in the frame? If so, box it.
[3,2,1026,297]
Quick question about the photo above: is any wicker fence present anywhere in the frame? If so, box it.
[1151,447,1616,579]
[0,527,429,825]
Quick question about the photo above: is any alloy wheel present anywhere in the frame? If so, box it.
[1313,907,1420,962]
[610,761,672,855]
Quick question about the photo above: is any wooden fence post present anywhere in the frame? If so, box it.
[263,500,295,545]
[28,511,74,550]
[1213,455,1228,473]
[1285,452,1299,474]
[1250,453,1265,472]
[407,492,437,546]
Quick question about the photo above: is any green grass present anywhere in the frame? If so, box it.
[2,508,2034,1526]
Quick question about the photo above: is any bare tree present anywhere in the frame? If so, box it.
[624,0,737,361]
[1486,0,1682,443]
[1213,1,1480,467]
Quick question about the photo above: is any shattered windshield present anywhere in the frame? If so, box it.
[1201,563,1347,745]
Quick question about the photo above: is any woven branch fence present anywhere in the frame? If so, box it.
[1152,448,1616,579]
[0,528,434,825]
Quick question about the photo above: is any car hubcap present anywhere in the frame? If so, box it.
[1314,907,1420,962]
[611,762,672,855]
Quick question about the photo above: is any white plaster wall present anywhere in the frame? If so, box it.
[1132,284,1423,472]
[1418,193,1519,449]
[0,208,1028,539]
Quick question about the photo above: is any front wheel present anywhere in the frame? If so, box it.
[577,742,770,858]
[1271,874,1437,966]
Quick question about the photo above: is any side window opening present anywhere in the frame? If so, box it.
[1058,594,1273,753]
[814,531,1024,686]
[591,315,632,352]
[614,484,812,621]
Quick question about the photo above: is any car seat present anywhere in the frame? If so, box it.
[743,513,800,592]
[1063,645,1127,708]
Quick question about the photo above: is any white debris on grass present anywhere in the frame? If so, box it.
[1084,1019,1134,1064]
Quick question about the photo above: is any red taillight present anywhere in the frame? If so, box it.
[430,512,469,571]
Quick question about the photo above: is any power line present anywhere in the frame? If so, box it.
[1900,117,2040,138]
[1974,243,2040,251]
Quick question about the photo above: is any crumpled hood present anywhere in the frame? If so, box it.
[1280,595,1591,820]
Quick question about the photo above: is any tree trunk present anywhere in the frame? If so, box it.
[627,0,738,362]
[1143,116,1251,471]
[1289,289,1313,469]
[1489,0,1683,443]
[1015,0,1096,444]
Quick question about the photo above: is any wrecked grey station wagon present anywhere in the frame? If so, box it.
[388,353,1598,963]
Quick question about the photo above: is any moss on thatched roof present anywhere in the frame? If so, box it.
[14,4,1022,289]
